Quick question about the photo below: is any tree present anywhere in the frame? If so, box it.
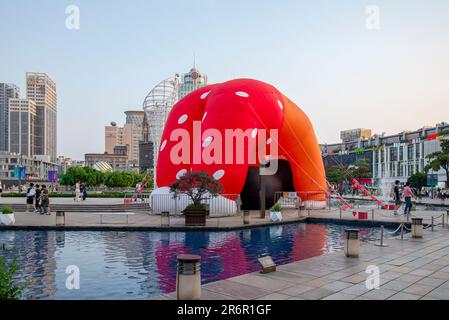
[60,167,104,187]
[426,139,449,188]
[169,171,223,207]
[326,165,346,184]
[409,172,428,192]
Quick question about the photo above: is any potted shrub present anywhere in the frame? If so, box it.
[170,171,223,226]
[270,203,283,222]
[1,207,15,225]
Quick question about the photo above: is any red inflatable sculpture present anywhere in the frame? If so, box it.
[154,78,327,210]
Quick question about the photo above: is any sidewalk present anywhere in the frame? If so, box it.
[153,227,449,300]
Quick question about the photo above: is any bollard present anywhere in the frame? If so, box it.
[400,223,404,240]
[243,210,250,225]
[431,216,434,232]
[56,211,65,226]
[176,254,201,300]
[372,209,375,221]
[161,211,170,227]
[375,225,388,247]
[412,218,423,238]
[339,207,342,220]
[344,229,360,258]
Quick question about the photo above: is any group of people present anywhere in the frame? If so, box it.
[25,183,50,215]
[392,180,416,216]
[74,181,88,202]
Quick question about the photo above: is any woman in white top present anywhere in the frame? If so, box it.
[75,181,81,202]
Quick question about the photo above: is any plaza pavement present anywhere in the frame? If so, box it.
[153,226,449,300]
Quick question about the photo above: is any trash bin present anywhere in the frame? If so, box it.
[412,218,423,238]
[344,229,360,257]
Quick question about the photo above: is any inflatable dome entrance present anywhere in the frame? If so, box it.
[152,78,327,211]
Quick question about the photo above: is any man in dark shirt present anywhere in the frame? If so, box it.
[393,180,401,215]
[34,184,42,214]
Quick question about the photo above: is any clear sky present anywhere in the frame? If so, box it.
[1,0,448,160]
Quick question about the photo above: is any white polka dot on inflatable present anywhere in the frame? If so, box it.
[200,91,210,100]
[213,170,225,180]
[278,100,284,110]
[160,140,167,151]
[176,169,187,179]
[235,91,249,98]
[178,114,188,124]
[203,136,213,147]
[251,128,258,138]
[266,138,272,145]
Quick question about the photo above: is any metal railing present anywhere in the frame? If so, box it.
[150,194,240,216]
[123,193,151,211]
[274,191,329,211]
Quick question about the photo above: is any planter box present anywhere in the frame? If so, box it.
[183,208,207,226]
[270,211,282,222]
[1,213,15,225]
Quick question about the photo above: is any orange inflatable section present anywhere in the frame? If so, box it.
[279,95,327,201]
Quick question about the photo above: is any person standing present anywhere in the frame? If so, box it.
[26,183,36,213]
[393,180,401,215]
[403,182,416,216]
[81,183,88,201]
[75,181,81,202]
[41,185,50,215]
[34,184,41,213]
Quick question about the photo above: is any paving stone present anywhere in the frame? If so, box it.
[341,283,371,296]
[429,271,449,280]
[341,274,365,284]
[278,285,315,297]
[402,284,434,296]
[381,280,412,291]
[203,280,271,300]
[387,292,421,300]
[416,277,447,287]
[360,288,397,300]
[263,271,316,284]
[397,274,424,284]
[303,277,335,288]
[425,287,449,299]
[228,274,293,291]
[321,280,354,292]
[297,287,336,300]
[256,293,292,300]
[409,269,435,277]
[322,292,357,300]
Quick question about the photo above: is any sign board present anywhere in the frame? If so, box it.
[258,256,276,274]
[427,174,438,187]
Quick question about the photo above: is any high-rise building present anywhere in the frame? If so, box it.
[178,67,207,100]
[104,111,145,168]
[0,83,20,151]
[26,73,57,161]
[8,98,36,156]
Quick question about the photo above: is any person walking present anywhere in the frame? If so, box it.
[403,182,416,216]
[26,183,36,213]
[393,180,401,215]
[41,185,50,215]
[34,184,42,213]
[81,183,88,201]
[75,181,81,202]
